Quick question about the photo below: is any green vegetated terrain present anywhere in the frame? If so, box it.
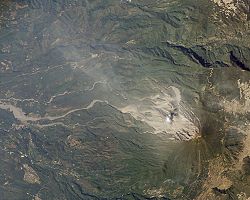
[0,0,250,199]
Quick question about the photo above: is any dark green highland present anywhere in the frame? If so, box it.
[0,0,250,199]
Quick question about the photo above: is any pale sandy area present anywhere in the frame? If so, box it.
[120,86,199,140]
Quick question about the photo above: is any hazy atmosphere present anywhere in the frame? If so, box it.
[0,0,250,199]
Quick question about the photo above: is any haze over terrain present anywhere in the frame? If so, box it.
[0,0,250,199]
